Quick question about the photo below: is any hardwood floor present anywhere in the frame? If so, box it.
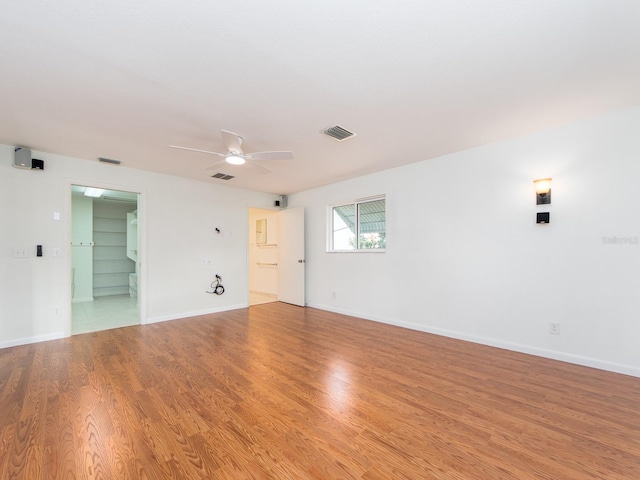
[1,303,639,479]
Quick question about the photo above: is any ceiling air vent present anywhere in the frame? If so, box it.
[323,124,356,141]
[98,157,121,165]
[211,173,235,180]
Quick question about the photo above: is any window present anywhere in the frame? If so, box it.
[329,196,386,252]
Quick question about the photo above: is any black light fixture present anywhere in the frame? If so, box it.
[534,178,552,205]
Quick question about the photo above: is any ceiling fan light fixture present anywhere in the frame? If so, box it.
[225,154,245,165]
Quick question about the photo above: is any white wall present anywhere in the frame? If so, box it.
[0,145,277,347]
[290,105,640,377]
[4,106,640,376]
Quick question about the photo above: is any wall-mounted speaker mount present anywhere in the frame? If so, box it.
[12,147,44,170]
[13,147,31,169]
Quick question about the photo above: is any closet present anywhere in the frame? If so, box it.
[92,200,136,297]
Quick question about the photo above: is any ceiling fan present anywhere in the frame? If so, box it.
[170,130,294,174]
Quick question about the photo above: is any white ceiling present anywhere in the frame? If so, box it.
[2,1,640,195]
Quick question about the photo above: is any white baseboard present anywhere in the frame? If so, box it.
[307,303,640,379]
[145,303,247,325]
[249,290,278,298]
[6,303,637,379]
[1,305,248,348]
[0,331,65,350]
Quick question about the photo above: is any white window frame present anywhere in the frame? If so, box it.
[327,195,386,253]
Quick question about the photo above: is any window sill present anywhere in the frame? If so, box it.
[327,249,386,253]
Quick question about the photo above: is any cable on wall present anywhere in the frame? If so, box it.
[207,274,225,295]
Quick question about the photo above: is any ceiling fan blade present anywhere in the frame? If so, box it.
[250,162,272,175]
[204,161,228,171]
[220,130,243,154]
[169,145,225,157]
[247,151,294,161]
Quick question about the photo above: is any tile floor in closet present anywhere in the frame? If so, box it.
[72,294,139,334]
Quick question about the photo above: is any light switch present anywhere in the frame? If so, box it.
[13,247,28,258]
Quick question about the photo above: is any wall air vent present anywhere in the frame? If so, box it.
[98,157,122,165]
[323,124,356,141]
[212,173,235,180]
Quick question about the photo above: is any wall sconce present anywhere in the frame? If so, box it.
[533,178,552,205]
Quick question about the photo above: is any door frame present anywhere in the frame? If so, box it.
[65,179,147,337]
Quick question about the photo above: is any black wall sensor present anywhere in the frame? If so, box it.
[537,212,550,224]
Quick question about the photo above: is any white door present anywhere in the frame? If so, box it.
[278,207,305,306]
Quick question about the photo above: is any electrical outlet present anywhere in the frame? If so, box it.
[549,322,560,335]
[53,306,61,316]
[13,247,28,258]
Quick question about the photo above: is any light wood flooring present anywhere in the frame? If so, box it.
[1,302,639,479]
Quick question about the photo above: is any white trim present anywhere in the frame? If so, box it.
[246,200,282,212]
[327,249,386,254]
[146,304,247,324]
[354,194,385,203]
[0,332,65,349]
[306,302,640,379]
[65,178,147,332]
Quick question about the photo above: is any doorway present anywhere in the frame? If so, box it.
[71,185,141,334]
[249,207,280,305]
[248,206,306,307]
